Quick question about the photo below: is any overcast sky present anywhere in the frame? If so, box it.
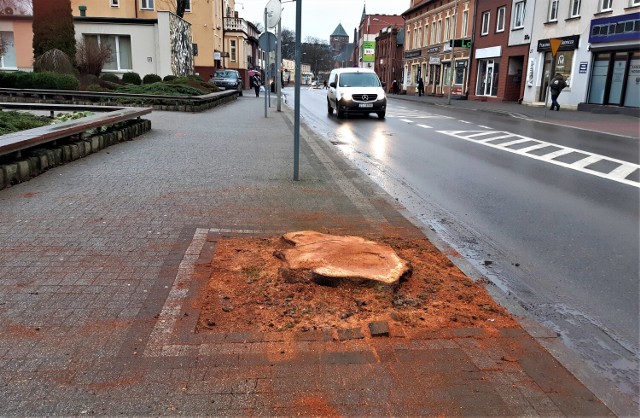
[237,0,410,42]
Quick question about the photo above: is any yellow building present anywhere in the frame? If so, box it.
[69,0,260,80]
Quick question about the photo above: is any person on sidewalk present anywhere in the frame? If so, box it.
[417,77,425,97]
[549,73,567,111]
[252,74,261,97]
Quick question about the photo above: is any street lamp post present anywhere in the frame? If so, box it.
[447,0,459,105]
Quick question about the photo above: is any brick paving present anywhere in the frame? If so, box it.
[0,95,616,415]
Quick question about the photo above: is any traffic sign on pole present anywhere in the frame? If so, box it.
[549,38,562,57]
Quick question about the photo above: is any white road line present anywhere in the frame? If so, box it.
[478,125,493,129]
[458,120,472,124]
[500,138,534,147]
[518,143,549,153]
[477,134,517,143]
[608,164,638,180]
[467,131,500,139]
[417,124,432,129]
[401,119,414,123]
[438,130,640,188]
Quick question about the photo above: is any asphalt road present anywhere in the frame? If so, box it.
[288,86,640,408]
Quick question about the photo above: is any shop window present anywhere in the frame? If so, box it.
[476,59,499,96]
[0,32,16,68]
[588,53,610,105]
[624,52,640,107]
[85,34,132,71]
[569,0,581,18]
[496,7,505,32]
[481,11,490,35]
[455,61,465,85]
[548,0,558,22]
[513,1,526,29]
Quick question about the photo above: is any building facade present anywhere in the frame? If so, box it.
[468,0,532,102]
[402,0,475,96]
[374,25,404,91]
[353,6,404,69]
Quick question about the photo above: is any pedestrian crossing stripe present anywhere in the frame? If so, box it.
[438,130,640,188]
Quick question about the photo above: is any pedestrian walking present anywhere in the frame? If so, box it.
[417,78,424,97]
[252,74,261,97]
[392,79,399,95]
[549,73,567,111]
[323,80,328,89]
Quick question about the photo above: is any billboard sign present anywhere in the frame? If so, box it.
[363,41,376,63]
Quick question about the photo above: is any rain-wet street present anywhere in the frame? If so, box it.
[287,86,640,410]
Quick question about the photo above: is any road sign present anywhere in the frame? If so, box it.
[549,38,562,57]
[259,32,277,50]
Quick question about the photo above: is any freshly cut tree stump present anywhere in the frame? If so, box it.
[276,231,411,286]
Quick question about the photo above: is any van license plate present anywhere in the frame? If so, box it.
[358,103,373,108]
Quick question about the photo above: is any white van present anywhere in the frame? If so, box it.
[327,68,387,119]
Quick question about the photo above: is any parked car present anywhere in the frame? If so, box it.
[209,70,243,96]
[326,68,386,119]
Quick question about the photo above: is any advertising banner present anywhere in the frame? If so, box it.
[363,41,376,63]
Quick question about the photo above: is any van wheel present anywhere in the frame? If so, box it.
[337,109,345,119]
[327,100,333,115]
[239,89,243,97]
[377,111,386,119]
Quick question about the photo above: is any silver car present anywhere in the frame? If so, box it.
[209,70,243,96]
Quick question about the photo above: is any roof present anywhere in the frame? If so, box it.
[333,43,354,62]
[331,23,349,38]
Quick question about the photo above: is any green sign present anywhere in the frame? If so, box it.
[449,39,472,48]
[363,41,376,63]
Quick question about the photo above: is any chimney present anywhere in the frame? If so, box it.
[79,5,87,16]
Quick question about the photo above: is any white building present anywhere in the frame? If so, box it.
[524,0,640,113]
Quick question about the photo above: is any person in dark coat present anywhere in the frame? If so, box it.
[549,73,567,111]
[417,77,425,96]
[251,74,261,97]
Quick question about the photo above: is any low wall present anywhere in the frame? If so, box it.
[0,118,151,190]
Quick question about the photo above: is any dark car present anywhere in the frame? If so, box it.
[209,70,243,96]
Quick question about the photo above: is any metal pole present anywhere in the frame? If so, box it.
[264,7,268,117]
[447,0,458,105]
[277,14,282,112]
[293,0,301,180]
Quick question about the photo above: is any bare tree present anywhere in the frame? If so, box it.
[157,0,191,17]
[76,38,113,76]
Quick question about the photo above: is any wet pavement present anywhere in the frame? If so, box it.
[0,94,629,415]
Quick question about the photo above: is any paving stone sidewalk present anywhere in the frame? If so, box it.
[0,96,615,416]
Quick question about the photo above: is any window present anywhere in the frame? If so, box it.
[600,0,613,11]
[431,21,437,44]
[185,0,191,11]
[444,17,451,41]
[513,1,526,28]
[424,24,429,45]
[496,7,506,32]
[633,0,640,6]
[85,34,132,71]
[462,10,469,37]
[406,28,412,49]
[0,32,16,68]
[481,11,490,35]
[415,26,421,48]
[570,0,581,17]
[110,0,119,7]
[548,0,558,21]
[230,39,236,61]
[436,20,442,43]
[140,0,154,10]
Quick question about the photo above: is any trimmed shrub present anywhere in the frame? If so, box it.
[85,84,107,92]
[163,75,177,82]
[100,73,120,83]
[33,72,60,89]
[122,72,142,85]
[116,83,204,96]
[56,74,80,90]
[0,71,20,88]
[15,72,37,89]
[143,73,162,84]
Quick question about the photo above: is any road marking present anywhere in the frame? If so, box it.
[478,125,493,129]
[417,124,432,129]
[438,130,640,188]
[401,119,414,123]
[458,120,472,124]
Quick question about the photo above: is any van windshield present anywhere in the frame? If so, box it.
[338,73,381,87]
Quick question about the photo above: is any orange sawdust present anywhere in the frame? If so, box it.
[196,235,517,334]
